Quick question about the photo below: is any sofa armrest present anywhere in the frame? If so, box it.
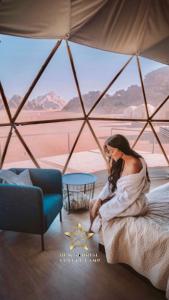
[0,184,44,234]
[29,169,63,195]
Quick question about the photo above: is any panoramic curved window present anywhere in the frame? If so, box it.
[0,34,169,173]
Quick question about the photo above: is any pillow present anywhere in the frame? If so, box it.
[0,170,18,184]
[146,182,169,203]
[0,169,33,186]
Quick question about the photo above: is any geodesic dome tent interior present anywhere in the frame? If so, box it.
[0,0,169,174]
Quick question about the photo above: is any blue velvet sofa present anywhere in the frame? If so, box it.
[0,168,63,251]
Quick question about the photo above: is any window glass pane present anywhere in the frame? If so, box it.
[3,129,35,168]
[134,123,168,167]
[70,41,131,114]
[0,34,56,117]
[90,120,146,150]
[90,57,146,119]
[140,56,169,119]
[152,100,169,120]
[17,41,83,122]
[65,123,105,174]
[0,96,9,123]
[0,126,11,164]
[151,122,169,162]
[18,121,83,171]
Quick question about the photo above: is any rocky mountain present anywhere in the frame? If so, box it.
[8,94,22,109]
[0,91,66,111]
[29,92,66,110]
[61,85,145,114]
[62,91,101,113]
[1,67,169,116]
[62,66,169,116]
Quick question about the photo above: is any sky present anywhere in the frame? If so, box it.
[0,34,166,102]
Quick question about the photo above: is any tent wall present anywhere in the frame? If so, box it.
[1,0,169,64]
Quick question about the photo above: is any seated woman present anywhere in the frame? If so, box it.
[89,134,151,232]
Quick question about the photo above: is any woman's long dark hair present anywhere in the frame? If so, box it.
[104,134,150,193]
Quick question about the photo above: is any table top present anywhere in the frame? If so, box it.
[63,172,97,185]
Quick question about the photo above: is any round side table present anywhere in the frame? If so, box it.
[62,173,97,213]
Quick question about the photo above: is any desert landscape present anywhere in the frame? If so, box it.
[0,110,168,172]
[0,65,169,171]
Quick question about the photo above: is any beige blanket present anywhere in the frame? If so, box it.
[100,205,169,299]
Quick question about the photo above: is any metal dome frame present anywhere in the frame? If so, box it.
[0,39,169,172]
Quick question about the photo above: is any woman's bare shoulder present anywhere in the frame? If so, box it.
[127,157,143,174]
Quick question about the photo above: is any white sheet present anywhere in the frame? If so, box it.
[101,210,169,299]
[97,181,169,298]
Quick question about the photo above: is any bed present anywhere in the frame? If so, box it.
[98,182,169,299]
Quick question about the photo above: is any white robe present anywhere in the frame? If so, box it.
[91,157,150,231]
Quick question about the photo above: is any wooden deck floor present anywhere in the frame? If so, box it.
[0,208,167,300]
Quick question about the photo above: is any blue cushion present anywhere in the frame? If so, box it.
[43,194,63,230]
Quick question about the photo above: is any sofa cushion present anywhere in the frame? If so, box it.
[0,169,33,186]
[43,194,63,230]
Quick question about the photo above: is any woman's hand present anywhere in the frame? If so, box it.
[91,199,102,219]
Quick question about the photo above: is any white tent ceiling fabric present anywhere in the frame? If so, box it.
[0,0,169,64]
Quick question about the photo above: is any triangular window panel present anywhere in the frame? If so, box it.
[18,121,84,171]
[3,129,36,168]
[0,126,11,166]
[0,95,9,123]
[69,41,131,115]
[133,123,168,167]
[139,57,169,119]
[90,120,146,151]
[152,122,169,162]
[65,123,106,174]
[0,34,56,118]
[152,99,169,120]
[17,41,83,123]
[90,57,146,119]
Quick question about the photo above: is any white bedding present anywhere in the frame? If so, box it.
[99,183,169,299]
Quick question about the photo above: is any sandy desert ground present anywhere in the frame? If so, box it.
[0,110,169,170]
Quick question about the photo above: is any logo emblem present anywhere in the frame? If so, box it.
[64,223,94,250]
